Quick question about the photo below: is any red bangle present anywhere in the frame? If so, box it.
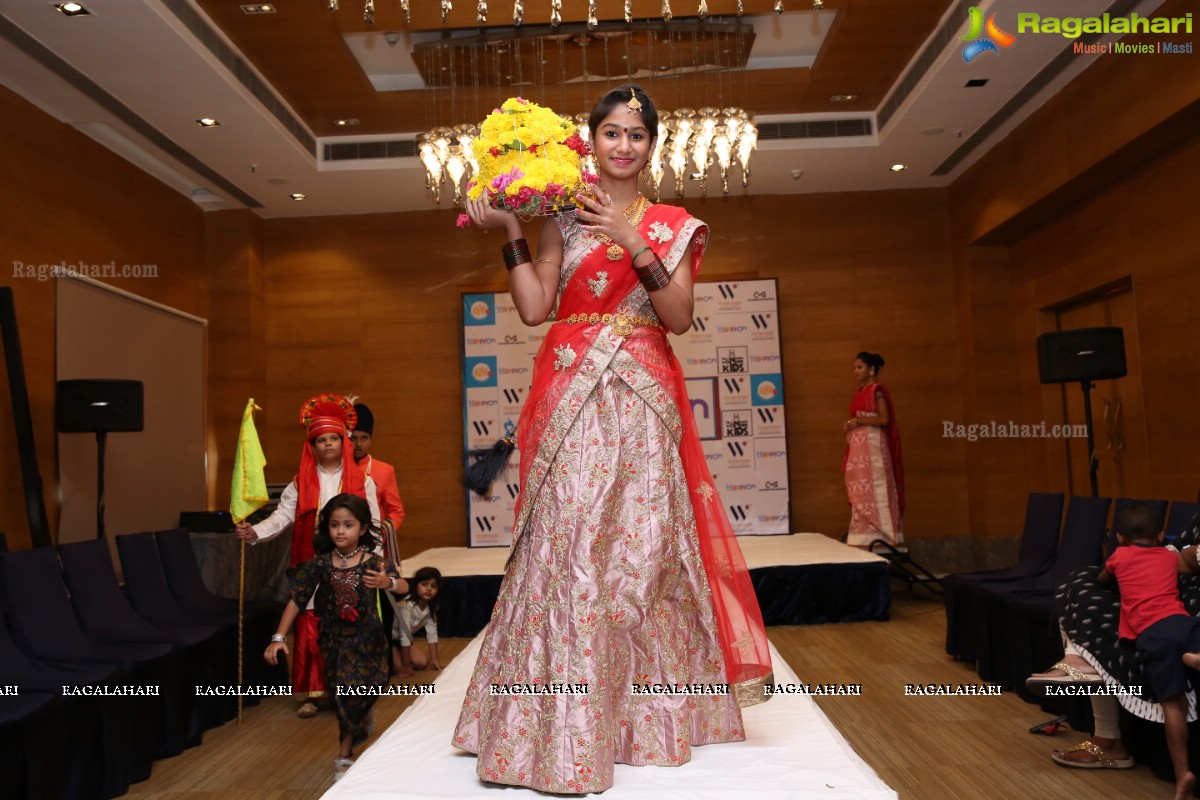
[633,256,670,291]
[500,238,531,271]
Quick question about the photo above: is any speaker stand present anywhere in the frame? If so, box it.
[1079,380,1100,498]
[95,430,107,539]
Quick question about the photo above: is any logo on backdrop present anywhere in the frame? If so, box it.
[961,7,1016,62]
[464,356,497,387]
[463,293,496,326]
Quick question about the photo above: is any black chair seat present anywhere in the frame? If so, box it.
[944,491,1064,661]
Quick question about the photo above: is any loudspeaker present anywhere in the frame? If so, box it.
[1037,327,1127,384]
[56,379,144,433]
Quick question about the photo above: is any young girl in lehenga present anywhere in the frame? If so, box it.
[265,494,407,781]
[452,84,772,794]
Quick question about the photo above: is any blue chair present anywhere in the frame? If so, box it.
[116,532,245,727]
[117,532,237,628]
[152,528,286,693]
[0,556,126,798]
[982,496,1112,691]
[1165,502,1200,544]
[59,538,213,754]
[0,692,64,800]
[944,492,1063,661]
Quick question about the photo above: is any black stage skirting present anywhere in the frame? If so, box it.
[430,539,891,637]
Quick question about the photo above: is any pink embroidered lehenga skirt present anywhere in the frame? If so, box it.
[452,369,745,793]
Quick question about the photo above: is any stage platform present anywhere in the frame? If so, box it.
[323,633,898,800]
[409,533,891,636]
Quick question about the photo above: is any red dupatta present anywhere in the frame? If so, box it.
[843,382,905,513]
[512,201,773,703]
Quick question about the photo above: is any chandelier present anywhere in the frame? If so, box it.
[419,106,756,205]
[402,10,759,207]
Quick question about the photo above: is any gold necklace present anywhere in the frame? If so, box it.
[591,195,651,261]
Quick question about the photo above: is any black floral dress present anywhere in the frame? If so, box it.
[1057,512,1200,722]
[291,553,389,746]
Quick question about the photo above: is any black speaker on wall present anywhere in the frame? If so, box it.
[56,379,144,433]
[1036,327,1127,385]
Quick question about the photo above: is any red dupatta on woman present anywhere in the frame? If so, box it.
[510,201,773,704]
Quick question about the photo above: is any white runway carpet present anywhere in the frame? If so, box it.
[322,631,897,799]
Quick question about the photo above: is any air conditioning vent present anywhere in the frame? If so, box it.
[757,118,873,140]
[323,140,421,161]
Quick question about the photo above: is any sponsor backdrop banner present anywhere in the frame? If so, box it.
[462,279,788,547]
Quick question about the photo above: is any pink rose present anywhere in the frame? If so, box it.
[456,213,471,228]
[491,167,525,194]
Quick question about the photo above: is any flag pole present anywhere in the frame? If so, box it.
[231,398,268,726]
[238,538,245,724]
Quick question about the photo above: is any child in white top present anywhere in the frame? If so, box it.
[393,566,442,679]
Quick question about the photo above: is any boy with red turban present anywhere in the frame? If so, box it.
[236,393,391,717]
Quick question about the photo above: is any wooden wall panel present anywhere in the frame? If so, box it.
[1006,136,1200,504]
[205,210,267,510]
[261,190,966,556]
[0,85,208,550]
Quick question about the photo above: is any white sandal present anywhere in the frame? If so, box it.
[334,756,355,781]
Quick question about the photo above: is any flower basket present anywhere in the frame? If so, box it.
[464,98,595,221]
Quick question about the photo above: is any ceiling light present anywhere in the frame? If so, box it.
[830,94,857,102]
[965,78,989,88]
[196,118,220,127]
[240,4,277,13]
[55,3,90,16]
[921,127,945,136]
[335,118,360,127]
[890,164,907,172]
[289,193,306,201]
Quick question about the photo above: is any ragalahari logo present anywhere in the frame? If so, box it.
[961,7,1016,62]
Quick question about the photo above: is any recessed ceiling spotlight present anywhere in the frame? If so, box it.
[289,192,306,201]
[196,118,221,127]
[830,94,857,102]
[890,164,908,172]
[55,2,90,16]
[240,3,276,12]
[334,118,360,127]
[921,127,945,136]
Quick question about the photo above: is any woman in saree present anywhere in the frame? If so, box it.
[451,84,772,794]
[843,352,905,548]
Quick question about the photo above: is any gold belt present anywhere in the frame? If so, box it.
[560,312,661,337]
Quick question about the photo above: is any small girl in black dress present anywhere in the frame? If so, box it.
[265,493,408,780]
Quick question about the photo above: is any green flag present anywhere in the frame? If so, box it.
[230,399,269,524]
